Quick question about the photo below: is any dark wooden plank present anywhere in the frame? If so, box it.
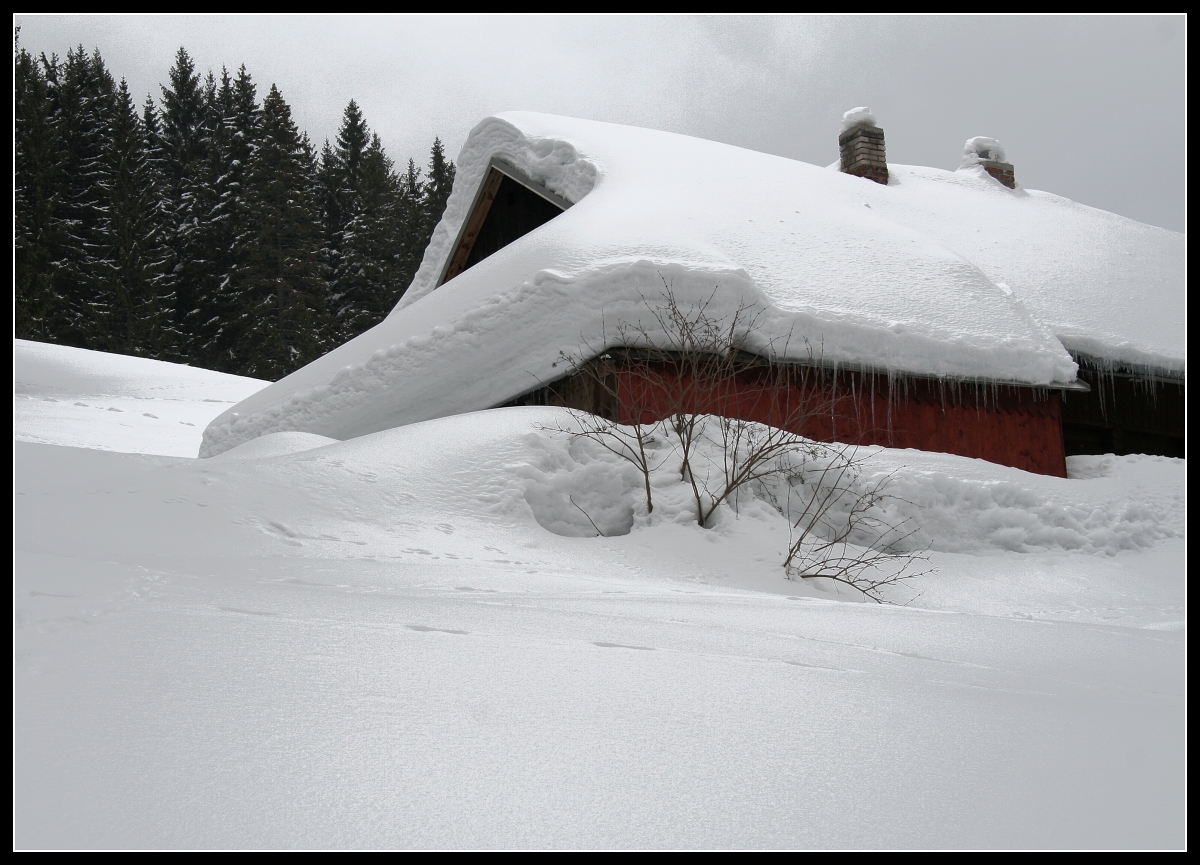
[442,168,505,284]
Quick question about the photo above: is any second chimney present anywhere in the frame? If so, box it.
[962,137,1016,189]
[839,107,889,185]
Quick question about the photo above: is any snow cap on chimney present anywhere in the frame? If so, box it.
[839,107,888,185]
[841,106,877,130]
[962,136,1016,189]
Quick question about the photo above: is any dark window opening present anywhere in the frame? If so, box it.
[441,167,566,284]
[1061,363,1184,458]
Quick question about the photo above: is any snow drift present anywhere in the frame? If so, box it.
[14,343,1187,847]
[201,113,1184,457]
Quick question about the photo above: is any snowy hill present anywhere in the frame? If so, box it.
[14,341,1185,848]
[15,339,268,457]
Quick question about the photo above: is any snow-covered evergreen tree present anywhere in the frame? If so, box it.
[98,80,172,356]
[46,48,118,348]
[182,67,263,371]
[397,157,427,296]
[233,84,327,380]
[422,136,456,246]
[15,39,66,343]
[332,132,407,340]
[15,40,454,376]
[158,48,208,360]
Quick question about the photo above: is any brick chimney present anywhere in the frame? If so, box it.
[962,137,1016,189]
[839,107,888,185]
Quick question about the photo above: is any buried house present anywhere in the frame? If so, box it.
[201,111,1185,475]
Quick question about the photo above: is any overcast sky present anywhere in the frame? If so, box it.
[14,14,1186,232]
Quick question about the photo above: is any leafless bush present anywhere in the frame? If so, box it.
[539,283,933,603]
[776,445,932,603]
[541,403,665,514]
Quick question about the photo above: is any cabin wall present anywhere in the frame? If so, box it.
[505,361,1067,476]
[1060,363,1185,458]
[614,364,1066,477]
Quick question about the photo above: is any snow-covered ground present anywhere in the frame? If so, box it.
[15,339,268,457]
[14,341,1185,848]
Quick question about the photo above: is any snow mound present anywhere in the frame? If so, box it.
[841,106,877,129]
[201,113,1182,456]
[962,136,1007,165]
[210,431,340,460]
[509,433,640,537]
[491,411,1185,559]
[863,452,1184,555]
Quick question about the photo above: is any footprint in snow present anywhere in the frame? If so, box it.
[408,625,468,635]
[593,642,655,651]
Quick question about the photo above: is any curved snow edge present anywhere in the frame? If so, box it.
[201,257,1078,458]
[392,115,600,312]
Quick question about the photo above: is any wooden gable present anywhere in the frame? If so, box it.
[439,158,570,286]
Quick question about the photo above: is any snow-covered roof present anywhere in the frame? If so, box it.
[201,113,1184,457]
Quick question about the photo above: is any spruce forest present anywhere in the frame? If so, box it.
[14,41,456,381]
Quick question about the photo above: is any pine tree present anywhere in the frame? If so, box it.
[333,133,405,340]
[397,156,426,294]
[326,99,382,341]
[158,48,208,359]
[422,136,456,242]
[15,40,65,343]
[49,47,117,348]
[183,67,262,370]
[317,138,341,242]
[334,99,370,206]
[211,65,264,370]
[139,94,183,357]
[99,80,171,356]
[316,138,343,346]
[233,84,326,380]
[16,40,456,374]
[158,47,207,194]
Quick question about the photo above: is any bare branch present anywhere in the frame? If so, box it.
[569,495,605,538]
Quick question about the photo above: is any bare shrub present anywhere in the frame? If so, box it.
[775,445,933,603]
[537,382,666,515]
[540,283,934,602]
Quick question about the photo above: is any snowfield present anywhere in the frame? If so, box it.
[13,342,1185,848]
[15,339,268,457]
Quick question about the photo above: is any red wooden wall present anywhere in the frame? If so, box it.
[613,364,1067,477]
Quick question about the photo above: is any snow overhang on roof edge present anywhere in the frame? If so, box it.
[198,113,1182,457]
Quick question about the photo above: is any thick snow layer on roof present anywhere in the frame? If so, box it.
[202,113,1183,456]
